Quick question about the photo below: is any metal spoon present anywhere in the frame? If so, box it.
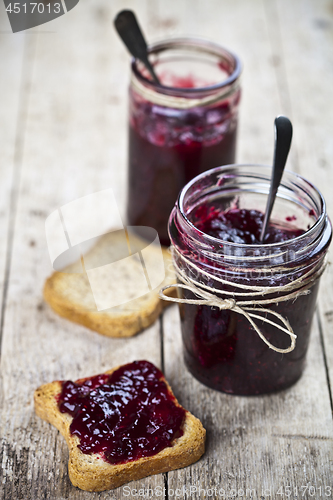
[259,115,293,242]
[114,10,160,84]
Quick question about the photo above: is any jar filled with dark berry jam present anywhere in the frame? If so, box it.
[127,38,241,246]
[167,165,331,395]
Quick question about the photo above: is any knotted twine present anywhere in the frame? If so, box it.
[159,246,327,354]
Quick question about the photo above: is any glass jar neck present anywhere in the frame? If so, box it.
[131,37,242,109]
[169,164,331,272]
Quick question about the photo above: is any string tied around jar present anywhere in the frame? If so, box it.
[159,246,328,354]
[131,72,241,110]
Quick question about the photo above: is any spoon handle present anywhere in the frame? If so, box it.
[114,10,160,84]
[260,116,293,242]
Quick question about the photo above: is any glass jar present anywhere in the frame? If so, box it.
[168,165,332,395]
[127,38,242,246]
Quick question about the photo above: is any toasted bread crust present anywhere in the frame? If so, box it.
[43,244,176,338]
[34,365,206,491]
[43,273,172,338]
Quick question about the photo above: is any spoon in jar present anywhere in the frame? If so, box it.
[259,115,293,243]
[114,10,160,84]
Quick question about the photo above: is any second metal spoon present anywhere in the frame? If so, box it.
[114,10,160,84]
[259,116,293,243]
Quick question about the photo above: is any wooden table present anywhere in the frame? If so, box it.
[1,0,333,498]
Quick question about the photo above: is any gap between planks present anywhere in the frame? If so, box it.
[0,33,37,358]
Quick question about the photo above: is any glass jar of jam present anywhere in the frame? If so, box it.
[167,165,332,395]
[127,38,242,246]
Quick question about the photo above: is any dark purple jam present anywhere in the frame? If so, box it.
[127,84,241,246]
[179,207,320,395]
[194,206,304,244]
[58,360,186,464]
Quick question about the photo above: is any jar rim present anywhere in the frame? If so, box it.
[176,164,327,250]
[131,36,242,98]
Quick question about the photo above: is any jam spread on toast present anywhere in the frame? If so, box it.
[58,360,186,464]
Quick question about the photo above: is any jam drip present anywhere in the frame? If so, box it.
[193,206,304,244]
[58,360,186,464]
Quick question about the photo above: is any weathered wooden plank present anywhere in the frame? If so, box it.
[201,0,283,167]
[163,304,333,499]
[272,0,333,403]
[0,1,165,499]
[152,0,282,167]
[162,0,333,498]
[1,0,333,499]
[0,10,26,344]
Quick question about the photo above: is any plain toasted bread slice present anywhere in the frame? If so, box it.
[43,230,176,337]
[34,361,206,492]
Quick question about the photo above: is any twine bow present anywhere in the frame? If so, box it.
[159,247,327,354]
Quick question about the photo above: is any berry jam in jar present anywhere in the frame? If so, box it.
[127,38,241,246]
[168,165,331,395]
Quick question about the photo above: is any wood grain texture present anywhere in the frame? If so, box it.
[163,304,333,499]
[0,1,164,498]
[1,0,333,498]
[0,10,26,347]
[160,0,333,498]
[272,0,333,409]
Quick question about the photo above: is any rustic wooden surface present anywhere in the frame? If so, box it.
[0,0,332,499]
